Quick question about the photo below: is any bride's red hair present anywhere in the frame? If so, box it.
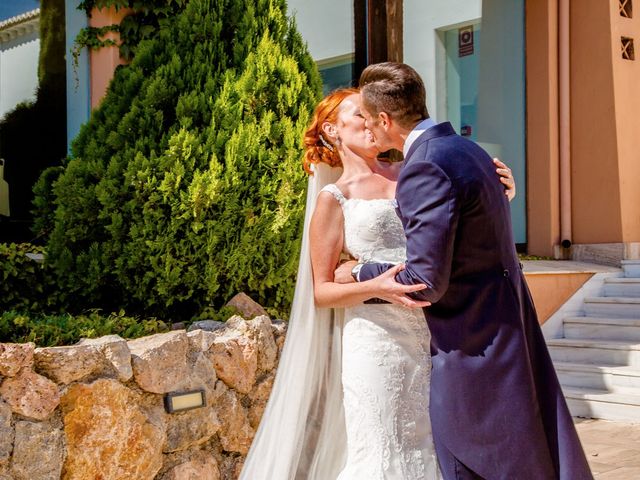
[302,87,359,174]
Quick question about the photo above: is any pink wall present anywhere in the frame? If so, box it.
[89,7,132,108]
[610,0,640,243]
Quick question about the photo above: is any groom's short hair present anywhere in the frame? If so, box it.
[359,62,429,128]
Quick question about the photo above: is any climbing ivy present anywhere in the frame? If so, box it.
[73,0,188,64]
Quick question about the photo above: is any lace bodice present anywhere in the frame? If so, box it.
[321,184,407,264]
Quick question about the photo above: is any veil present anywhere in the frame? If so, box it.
[240,162,347,479]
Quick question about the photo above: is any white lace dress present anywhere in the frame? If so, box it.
[322,184,441,480]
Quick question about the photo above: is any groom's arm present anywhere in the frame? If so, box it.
[358,160,460,304]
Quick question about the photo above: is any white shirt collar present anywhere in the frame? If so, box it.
[403,118,437,158]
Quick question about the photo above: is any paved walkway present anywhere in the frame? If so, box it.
[575,419,640,479]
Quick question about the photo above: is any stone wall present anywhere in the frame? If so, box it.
[0,315,286,480]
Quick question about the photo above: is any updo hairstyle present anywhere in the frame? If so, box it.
[302,87,359,174]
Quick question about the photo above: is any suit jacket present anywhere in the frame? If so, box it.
[359,122,592,479]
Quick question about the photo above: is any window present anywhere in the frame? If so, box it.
[622,37,635,60]
[620,0,633,18]
[318,55,356,95]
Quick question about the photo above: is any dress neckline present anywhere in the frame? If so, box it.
[324,183,395,203]
[344,197,396,203]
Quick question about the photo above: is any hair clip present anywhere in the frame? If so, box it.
[319,134,334,152]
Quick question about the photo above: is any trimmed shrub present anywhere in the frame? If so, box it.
[39,0,321,319]
[31,166,64,240]
[0,243,60,312]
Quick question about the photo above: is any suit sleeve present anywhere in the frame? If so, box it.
[359,160,460,303]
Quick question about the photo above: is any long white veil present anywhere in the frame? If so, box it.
[240,162,347,479]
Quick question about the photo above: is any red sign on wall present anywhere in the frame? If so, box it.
[459,26,474,57]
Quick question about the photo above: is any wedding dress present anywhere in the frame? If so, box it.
[239,164,440,480]
[322,184,441,480]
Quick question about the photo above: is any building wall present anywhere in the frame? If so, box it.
[286,0,354,62]
[404,0,527,244]
[525,0,560,257]
[568,0,640,248]
[611,0,640,244]
[287,0,355,93]
[88,7,130,109]
[570,0,623,245]
[0,30,39,119]
[288,0,482,123]
[64,4,133,148]
[65,0,90,150]
[526,0,640,257]
[403,0,481,122]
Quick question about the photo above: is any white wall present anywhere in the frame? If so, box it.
[0,31,39,119]
[286,0,354,62]
[403,0,481,120]
[65,0,90,151]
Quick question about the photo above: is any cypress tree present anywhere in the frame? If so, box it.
[42,0,322,319]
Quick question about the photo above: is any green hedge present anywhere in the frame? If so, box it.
[0,243,61,312]
[0,310,170,347]
[0,241,240,346]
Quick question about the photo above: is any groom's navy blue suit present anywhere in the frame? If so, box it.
[359,122,592,479]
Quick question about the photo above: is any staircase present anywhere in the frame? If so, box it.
[547,260,640,422]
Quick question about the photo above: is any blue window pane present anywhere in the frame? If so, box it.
[319,62,355,95]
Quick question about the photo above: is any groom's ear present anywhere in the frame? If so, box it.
[379,112,392,131]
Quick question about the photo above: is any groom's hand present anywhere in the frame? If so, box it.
[334,260,358,284]
[376,264,431,308]
[335,262,432,308]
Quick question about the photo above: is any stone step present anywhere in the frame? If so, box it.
[555,361,640,393]
[603,277,640,297]
[584,296,640,318]
[547,338,640,367]
[562,386,640,422]
[622,260,640,278]
[563,316,640,341]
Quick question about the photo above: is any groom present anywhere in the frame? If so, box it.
[336,62,592,479]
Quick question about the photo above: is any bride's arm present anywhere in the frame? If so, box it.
[309,192,429,308]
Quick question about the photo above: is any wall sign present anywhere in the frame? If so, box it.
[459,26,474,57]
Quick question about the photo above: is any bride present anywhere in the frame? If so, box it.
[240,88,515,479]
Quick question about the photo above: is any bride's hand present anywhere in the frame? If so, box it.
[373,264,431,308]
[494,158,516,202]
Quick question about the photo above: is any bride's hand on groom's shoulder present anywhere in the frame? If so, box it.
[374,264,431,309]
[494,158,516,202]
